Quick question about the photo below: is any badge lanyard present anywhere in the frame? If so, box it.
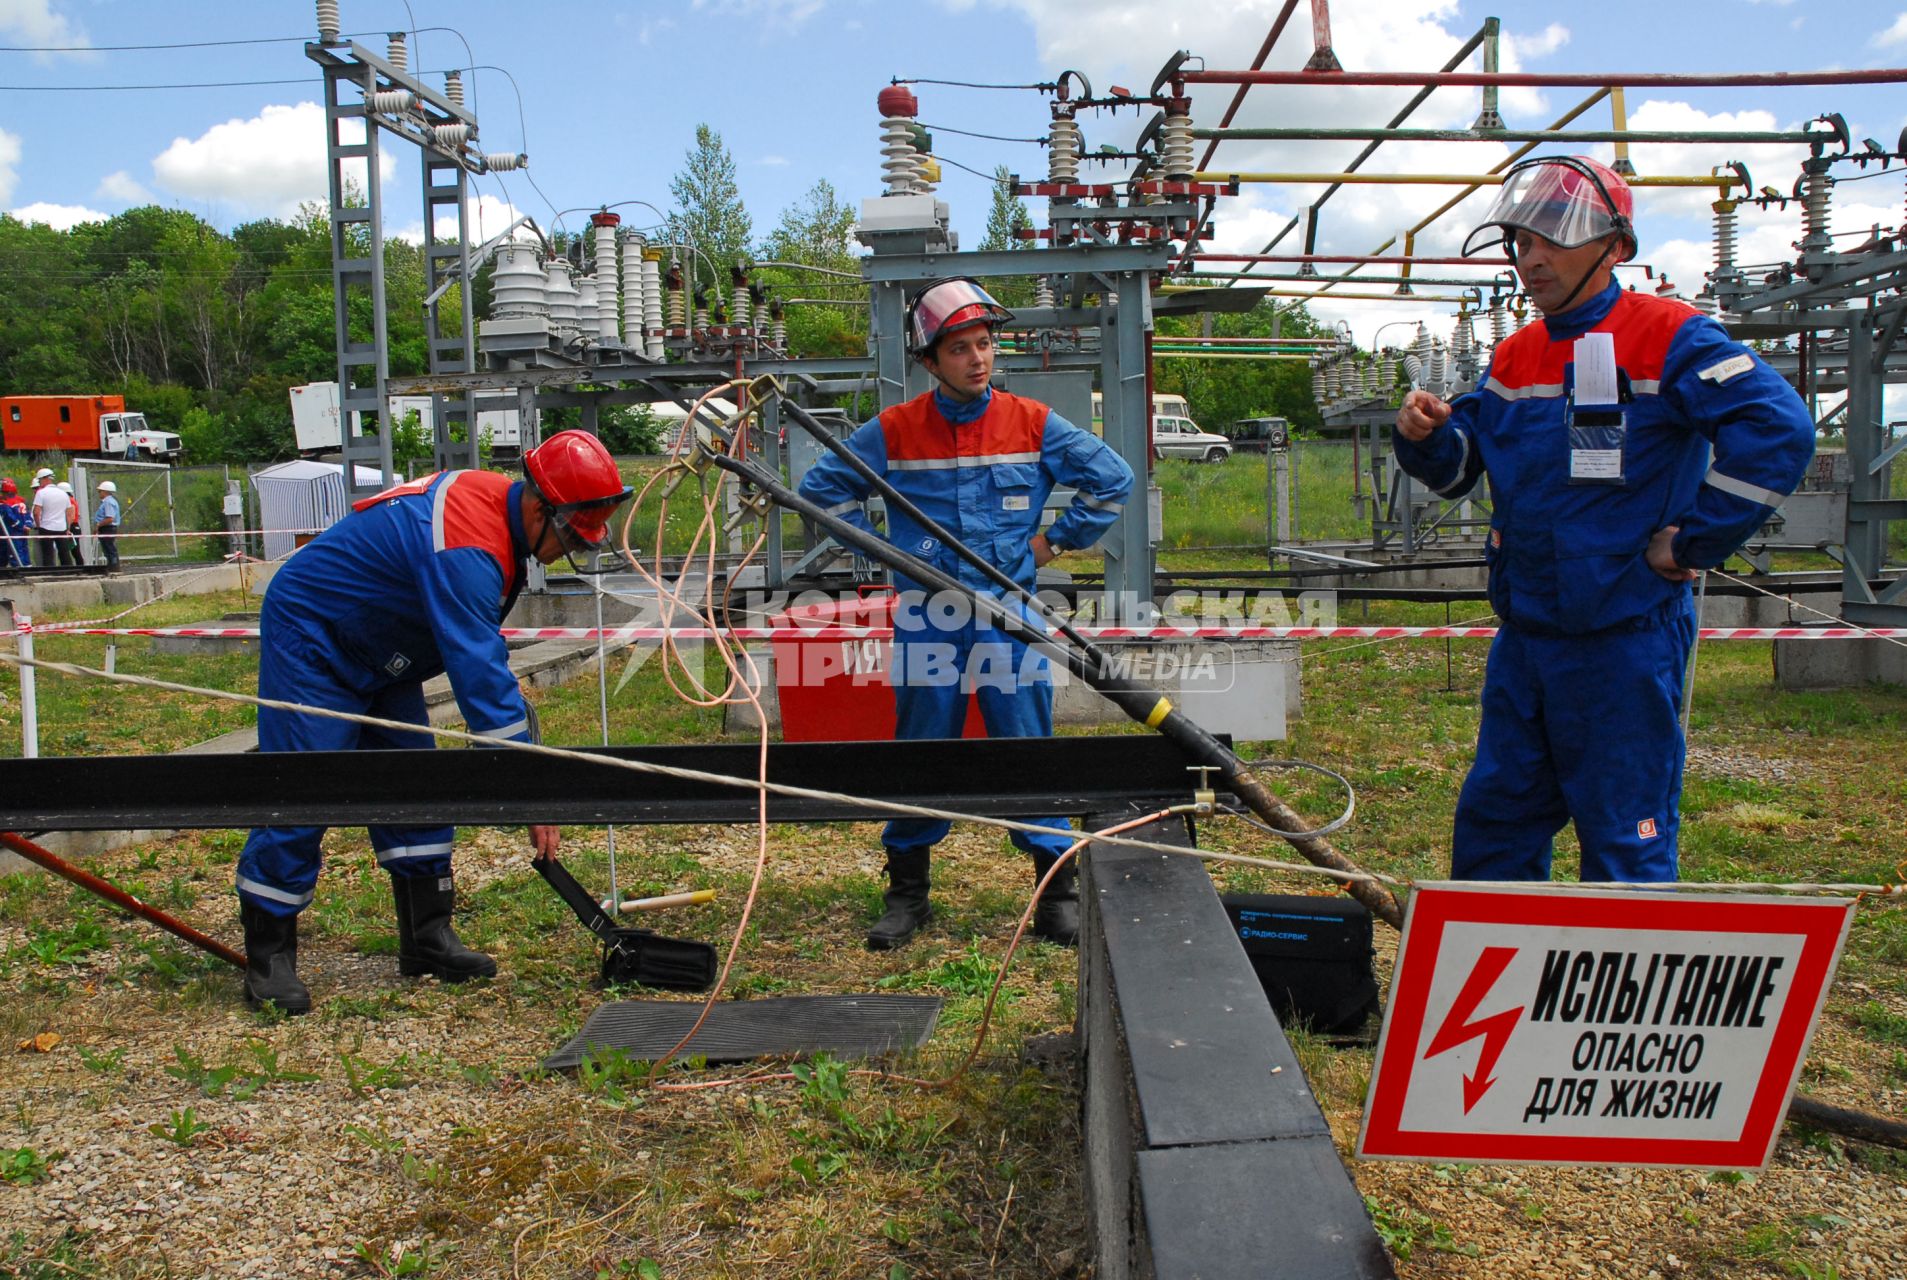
[1567,331,1626,486]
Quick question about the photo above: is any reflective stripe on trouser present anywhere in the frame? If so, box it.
[1451,603,1694,884]
[236,632,455,917]
[882,615,1074,858]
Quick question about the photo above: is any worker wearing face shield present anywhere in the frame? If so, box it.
[1393,156,1813,885]
[798,277,1135,950]
[233,431,633,1014]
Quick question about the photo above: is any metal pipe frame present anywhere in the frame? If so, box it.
[0,738,1225,832]
[1196,126,1819,145]
[1181,67,1907,89]
[1194,253,1513,267]
[1194,171,1740,189]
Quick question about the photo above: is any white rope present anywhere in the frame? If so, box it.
[1710,566,1907,652]
[0,644,1392,888]
[5,645,1899,901]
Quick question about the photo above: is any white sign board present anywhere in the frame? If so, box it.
[1357,884,1852,1169]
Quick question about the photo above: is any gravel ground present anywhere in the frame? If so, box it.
[2,813,1903,1279]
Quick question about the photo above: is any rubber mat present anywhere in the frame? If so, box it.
[542,993,944,1069]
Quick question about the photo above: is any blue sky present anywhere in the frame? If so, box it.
[2,0,1905,354]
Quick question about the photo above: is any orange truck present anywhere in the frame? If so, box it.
[1,394,182,461]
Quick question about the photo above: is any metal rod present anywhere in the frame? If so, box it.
[1183,270,1510,286]
[1194,0,1301,173]
[1194,126,1818,145]
[708,449,1406,929]
[1181,67,1907,88]
[1195,170,1738,188]
[1196,252,1513,267]
[0,830,248,969]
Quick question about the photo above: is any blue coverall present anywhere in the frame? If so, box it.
[235,470,535,916]
[0,499,30,568]
[797,386,1135,857]
[1394,281,1814,882]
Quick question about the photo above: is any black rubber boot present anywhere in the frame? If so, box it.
[866,848,932,951]
[1029,851,1080,947]
[241,900,312,1015]
[391,872,497,982]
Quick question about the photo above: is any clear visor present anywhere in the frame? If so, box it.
[908,279,1012,350]
[1462,164,1624,256]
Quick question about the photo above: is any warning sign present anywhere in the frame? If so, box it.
[1357,884,1853,1169]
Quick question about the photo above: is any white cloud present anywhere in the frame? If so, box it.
[0,125,19,205]
[757,154,790,167]
[95,169,152,203]
[1875,12,1907,47]
[10,200,107,229]
[691,0,824,33]
[391,192,527,246]
[151,102,392,219]
[0,0,89,60]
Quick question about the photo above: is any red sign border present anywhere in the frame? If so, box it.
[1357,884,1854,1168]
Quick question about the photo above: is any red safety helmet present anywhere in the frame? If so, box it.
[523,430,633,551]
[0,478,15,496]
[906,277,1013,355]
[1463,155,1637,262]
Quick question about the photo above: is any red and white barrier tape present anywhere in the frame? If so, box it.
[8,624,1907,642]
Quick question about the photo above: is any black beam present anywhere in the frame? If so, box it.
[1,736,1225,832]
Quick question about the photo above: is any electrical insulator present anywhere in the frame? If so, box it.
[445,69,464,109]
[693,289,709,337]
[575,276,600,344]
[432,123,471,150]
[490,243,547,321]
[482,152,526,173]
[1712,199,1738,279]
[1428,340,1448,395]
[386,31,407,72]
[769,298,787,351]
[620,233,646,353]
[316,0,341,43]
[730,264,751,331]
[1034,276,1054,308]
[643,250,665,359]
[1048,107,1080,185]
[544,258,581,341]
[1488,296,1508,349]
[1160,98,1195,180]
[877,84,921,197]
[1310,363,1325,405]
[590,213,621,345]
[665,261,686,333]
[367,90,413,114]
[1800,158,1833,253]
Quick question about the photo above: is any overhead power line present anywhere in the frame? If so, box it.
[0,77,315,91]
[0,30,387,53]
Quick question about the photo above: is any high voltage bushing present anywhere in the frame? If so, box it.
[491,243,547,320]
[1048,105,1081,185]
[591,212,622,346]
[730,263,751,333]
[315,0,341,44]
[386,30,406,72]
[1488,295,1508,348]
[877,85,923,196]
[545,257,581,341]
[1799,156,1835,255]
[643,250,665,360]
[1160,97,1195,180]
[445,68,464,109]
[620,231,647,353]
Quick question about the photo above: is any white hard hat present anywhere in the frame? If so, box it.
[33,468,54,482]
[97,480,117,493]
[57,481,73,493]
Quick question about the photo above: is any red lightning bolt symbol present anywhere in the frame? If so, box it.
[1423,946,1525,1113]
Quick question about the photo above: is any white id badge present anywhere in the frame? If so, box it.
[1567,333,1627,486]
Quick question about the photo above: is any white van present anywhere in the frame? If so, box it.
[1091,391,1191,428]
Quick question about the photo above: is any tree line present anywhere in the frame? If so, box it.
[0,124,1324,463]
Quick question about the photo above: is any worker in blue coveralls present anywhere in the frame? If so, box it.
[798,277,1135,949]
[0,478,30,568]
[1394,156,1814,884]
[234,431,632,1014]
